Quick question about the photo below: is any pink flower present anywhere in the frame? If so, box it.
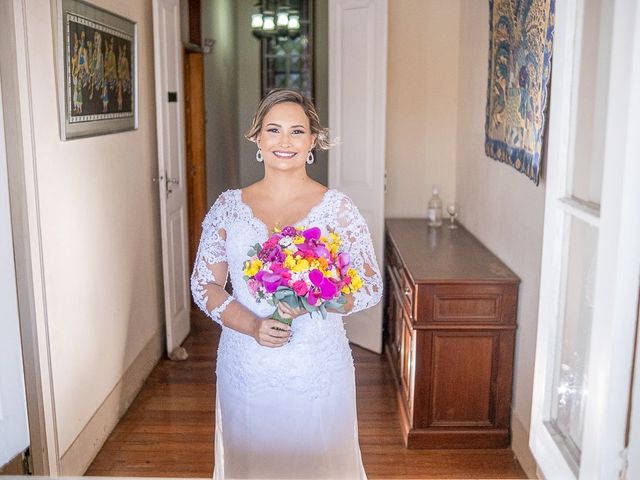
[302,227,321,241]
[292,279,308,295]
[261,273,282,293]
[337,252,350,276]
[306,269,338,306]
[259,244,285,262]
[281,225,297,237]
[247,278,260,296]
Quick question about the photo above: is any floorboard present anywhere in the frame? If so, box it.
[86,311,527,479]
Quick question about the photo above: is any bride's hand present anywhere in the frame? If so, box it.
[277,302,308,320]
[252,316,291,348]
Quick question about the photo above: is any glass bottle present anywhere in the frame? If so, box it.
[427,185,443,227]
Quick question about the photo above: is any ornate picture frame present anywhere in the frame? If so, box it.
[57,0,138,140]
[485,0,555,185]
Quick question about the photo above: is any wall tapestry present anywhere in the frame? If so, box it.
[57,0,137,140]
[485,0,555,185]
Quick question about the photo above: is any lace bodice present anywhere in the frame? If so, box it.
[190,188,383,397]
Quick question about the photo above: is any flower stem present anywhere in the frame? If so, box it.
[270,307,292,326]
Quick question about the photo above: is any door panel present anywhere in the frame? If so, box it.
[152,0,190,355]
[329,0,387,353]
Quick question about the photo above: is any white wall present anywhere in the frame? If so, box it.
[21,0,163,456]
[203,0,240,205]
[455,2,545,476]
[384,0,460,217]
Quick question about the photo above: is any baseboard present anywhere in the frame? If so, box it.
[59,327,164,476]
[511,412,539,479]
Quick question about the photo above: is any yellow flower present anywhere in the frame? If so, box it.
[345,268,363,292]
[284,255,296,270]
[243,259,263,277]
[341,286,351,294]
[329,232,342,246]
[350,274,363,292]
[292,258,310,273]
[293,235,305,244]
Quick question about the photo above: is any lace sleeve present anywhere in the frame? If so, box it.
[335,194,383,315]
[190,192,233,325]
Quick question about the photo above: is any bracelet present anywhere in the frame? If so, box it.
[211,295,234,321]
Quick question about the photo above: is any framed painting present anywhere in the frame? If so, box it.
[485,0,555,185]
[57,0,137,140]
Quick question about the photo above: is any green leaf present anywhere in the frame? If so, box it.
[319,303,327,319]
[247,248,256,256]
[300,296,313,312]
[274,288,294,300]
[324,300,342,309]
[283,296,299,309]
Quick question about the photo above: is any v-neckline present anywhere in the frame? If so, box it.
[237,188,333,236]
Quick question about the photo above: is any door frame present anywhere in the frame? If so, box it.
[529,0,640,477]
[0,0,60,475]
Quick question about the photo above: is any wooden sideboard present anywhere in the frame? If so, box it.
[384,219,520,449]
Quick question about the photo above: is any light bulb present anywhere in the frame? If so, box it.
[251,13,264,29]
[262,12,276,33]
[288,13,300,31]
[276,10,289,27]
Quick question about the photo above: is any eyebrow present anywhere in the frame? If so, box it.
[265,123,306,129]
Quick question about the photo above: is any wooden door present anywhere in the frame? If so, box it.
[184,51,207,269]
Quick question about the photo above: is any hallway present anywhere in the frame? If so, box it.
[86,311,526,479]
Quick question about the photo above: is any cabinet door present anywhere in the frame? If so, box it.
[400,314,414,410]
[386,266,406,371]
[384,272,400,368]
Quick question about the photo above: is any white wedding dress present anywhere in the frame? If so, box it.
[191,188,382,480]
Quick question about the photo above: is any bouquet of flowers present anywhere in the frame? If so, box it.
[243,225,363,325]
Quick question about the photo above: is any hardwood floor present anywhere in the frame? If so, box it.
[86,311,527,479]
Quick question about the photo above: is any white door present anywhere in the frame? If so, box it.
[530,0,640,478]
[329,0,387,353]
[152,0,191,356]
[0,72,30,468]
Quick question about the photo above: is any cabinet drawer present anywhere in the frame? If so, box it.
[419,284,517,326]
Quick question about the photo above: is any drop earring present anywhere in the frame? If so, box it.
[256,149,263,162]
[306,151,314,165]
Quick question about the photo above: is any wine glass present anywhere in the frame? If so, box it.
[447,203,458,229]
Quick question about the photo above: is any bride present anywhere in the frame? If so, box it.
[191,89,382,479]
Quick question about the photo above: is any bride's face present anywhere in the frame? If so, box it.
[256,102,317,171]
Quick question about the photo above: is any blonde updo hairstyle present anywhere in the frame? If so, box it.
[245,89,332,150]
